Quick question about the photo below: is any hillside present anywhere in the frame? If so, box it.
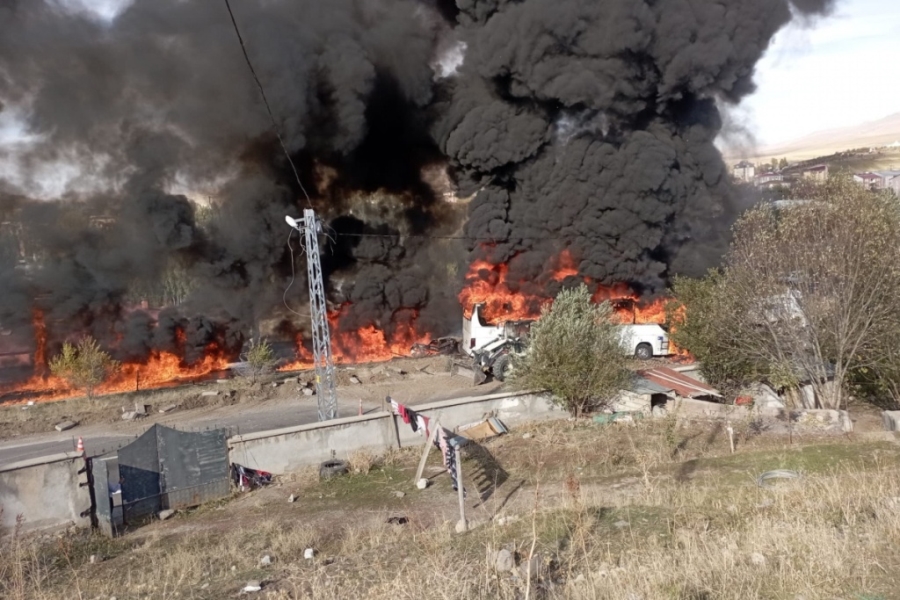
[4,411,900,599]
[727,112,900,163]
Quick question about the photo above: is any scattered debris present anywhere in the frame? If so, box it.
[613,520,630,529]
[55,420,76,432]
[455,519,468,533]
[158,404,178,414]
[259,555,272,566]
[496,515,520,526]
[410,337,459,358]
[757,470,801,488]
[200,391,219,397]
[288,494,296,503]
[89,554,98,564]
[349,375,362,385]
[134,402,149,416]
[158,509,175,521]
[318,459,349,480]
[271,381,280,388]
[241,581,262,593]
[522,432,532,439]
[392,490,406,499]
[416,478,428,490]
[301,387,315,396]
[304,548,316,559]
[387,516,408,525]
[457,417,509,442]
[749,552,767,566]
[120,411,140,421]
[232,464,273,491]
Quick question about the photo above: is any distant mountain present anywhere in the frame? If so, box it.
[733,112,900,162]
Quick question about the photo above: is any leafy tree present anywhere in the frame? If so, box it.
[237,338,278,384]
[511,284,630,417]
[670,176,900,408]
[49,337,120,399]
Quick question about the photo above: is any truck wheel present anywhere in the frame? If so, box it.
[635,343,653,360]
[319,459,349,480]
[494,354,511,382]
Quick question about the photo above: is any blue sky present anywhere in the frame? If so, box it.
[741,0,900,147]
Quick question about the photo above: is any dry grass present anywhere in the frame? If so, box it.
[3,419,900,599]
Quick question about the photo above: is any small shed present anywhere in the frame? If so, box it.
[613,374,673,415]
[638,367,722,401]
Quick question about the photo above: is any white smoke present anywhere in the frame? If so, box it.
[433,40,467,80]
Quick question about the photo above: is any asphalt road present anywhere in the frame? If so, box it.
[0,380,500,466]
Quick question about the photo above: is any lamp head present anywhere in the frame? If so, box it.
[285,215,299,228]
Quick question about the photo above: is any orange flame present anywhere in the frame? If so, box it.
[1,313,232,404]
[279,306,431,371]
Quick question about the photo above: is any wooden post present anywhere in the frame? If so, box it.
[455,445,466,532]
[386,396,402,450]
[414,421,440,483]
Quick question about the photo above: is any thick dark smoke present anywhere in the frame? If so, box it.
[0,0,835,375]
[439,0,835,296]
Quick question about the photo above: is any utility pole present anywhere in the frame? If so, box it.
[285,210,338,421]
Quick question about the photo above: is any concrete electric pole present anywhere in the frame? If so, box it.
[285,210,338,421]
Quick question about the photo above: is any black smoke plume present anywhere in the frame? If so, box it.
[439,0,835,297]
[0,0,835,378]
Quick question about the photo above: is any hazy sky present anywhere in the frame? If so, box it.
[741,0,900,147]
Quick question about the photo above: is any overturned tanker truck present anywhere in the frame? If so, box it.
[462,304,671,385]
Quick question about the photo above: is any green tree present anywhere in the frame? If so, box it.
[237,338,278,384]
[48,337,120,399]
[511,284,630,417]
[670,176,900,408]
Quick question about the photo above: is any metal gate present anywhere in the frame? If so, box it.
[90,424,229,536]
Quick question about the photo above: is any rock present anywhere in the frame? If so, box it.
[241,581,262,593]
[574,574,585,583]
[304,548,316,559]
[523,432,532,439]
[393,491,406,498]
[121,412,138,421]
[89,554,98,564]
[110,596,117,600]
[231,565,237,571]
[216,379,230,384]
[55,420,77,432]
[749,552,767,566]
[158,509,176,521]
[494,549,515,572]
[416,478,428,490]
[201,583,209,590]
[455,519,468,533]
[200,391,219,397]
[613,520,630,529]
[259,555,272,566]
[302,388,315,396]
[271,382,280,388]
[288,494,296,503]
[158,404,178,414]
[349,375,362,385]
[134,402,148,415]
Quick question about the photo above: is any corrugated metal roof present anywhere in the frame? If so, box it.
[628,374,673,395]
[637,366,721,398]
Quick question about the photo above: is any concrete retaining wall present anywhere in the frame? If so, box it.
[228,390,560,474]
[0,451,91,534]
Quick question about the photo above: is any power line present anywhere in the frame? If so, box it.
[223,0,311,208]
[330,231,583,241]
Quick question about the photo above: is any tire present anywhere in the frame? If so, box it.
[634,343,654,360]
[493,354,511,382]
[319,459,349,480]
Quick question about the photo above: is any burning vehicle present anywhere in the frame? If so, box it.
[463,303,672,385]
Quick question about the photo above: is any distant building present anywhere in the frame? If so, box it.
[872,170,900,196]
[733,161,755,183]
[755,172,784,189]
[800,164,829,182]
[854,172,883,190]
